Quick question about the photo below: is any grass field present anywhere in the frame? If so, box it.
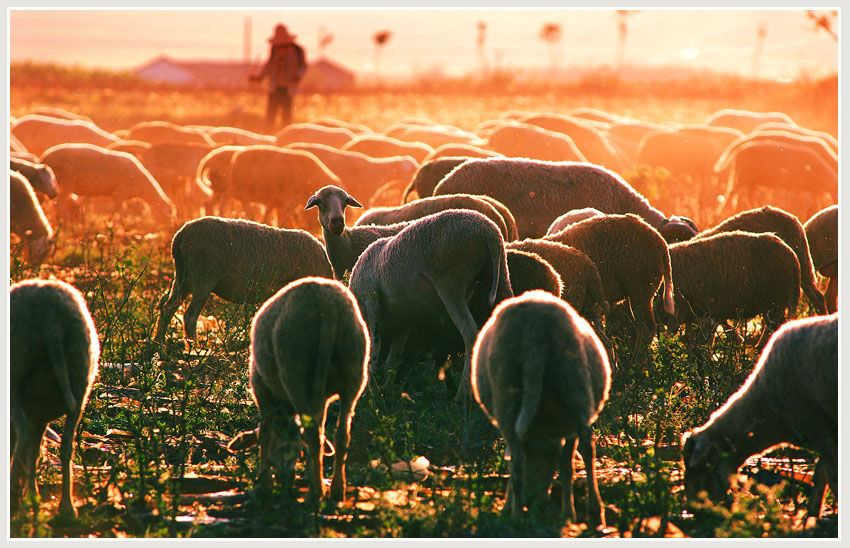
[8,64,838,538]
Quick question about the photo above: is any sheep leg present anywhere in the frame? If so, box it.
[576,424,605,528]
[559,437,579,523]
[805,458,828,526]
[153,276,187,344]
[252,374,298,500]
[58,403,85,516]
[302,411,326,504]
[329,394,357,501]
[182,290,212,342]
[503,434,524,518]
[10,420,49,512]
[522,436,561,517]
[824,276,838,313]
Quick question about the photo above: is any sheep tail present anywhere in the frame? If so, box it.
[311,306,339,410]
[46,329,78,414]
[515,327,546,440]
[662,247,675,316]
[487,234,510,308]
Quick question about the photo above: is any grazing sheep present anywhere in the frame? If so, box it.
[546,214,675,344]
[472,290,610,525]
[568,107,621,124]
[695,206,826,315]
[390,124,485,149]
[11,114,120,157]
[27,106,94,124]
[341,134,434,163]
[10,134,32,157]
[207,145,341,228]
[10,156,59,199]
[10,278,100,516]
[749,122,838,154]
[666,231,801,347]
[714,139,837,220]
[39,143,178,225]
[274,122,357,148]
[506,239,609,326]
[704,108,795,134]
[505,249,563,297]
[194,145,244,209]
[123,120,216,146]
[401,156,470,203]
[716,130,838,177]
[153,216,333,344]
[545,207,604,236]
[10,171,54,266]
[682,312,837,521]
[518,113,628,172]
[286,142,418,198]
[433,157,672,240]
[422,143,501,162]
[108,140,215,216]
[204,126,276,146]
[487,121,588,163]
[309,117,373,134]
[604,119,662,164]
[348,208,513,401]
[804,205,838,313]
[354,193,512,242]
[249,276,369,503]
[305,185,410,280]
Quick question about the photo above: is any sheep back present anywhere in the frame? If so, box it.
[804,205,838,277]
[505,249,563,297]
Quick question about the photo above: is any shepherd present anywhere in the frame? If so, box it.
[251,23,308,132]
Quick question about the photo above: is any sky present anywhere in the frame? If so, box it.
[7,8,839,82]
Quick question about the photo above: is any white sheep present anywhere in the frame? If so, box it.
[123,120,216,146]
[472,290,610,525]
[422,142,501,163]
[545,207,604,236]
[153,216,333,345]
[249,276,369,503]
[274,122,357,148]
[704,108,795,134]
[682,312,837,521]
[486,121,587,163]
[12,114,120,157]
[341,134,434,163]
[10,278,100,516]
[38,142,178,225]
[11,156,59,200]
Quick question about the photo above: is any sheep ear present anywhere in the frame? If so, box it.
[305,194,320,210]
[684,435,712,468]
[345,196,363,209]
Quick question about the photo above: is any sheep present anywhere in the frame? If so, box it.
[347,208,513,401]
[305,185,411,280]
[123,120,216,146]
[39,143,178,225]
[274,122,357,148]
[604,119,663,165]
[194,145,244,210]
[471,290,610,525]
[365,179,410,209]
[568,106,621,124]
[666,231,801,348]
[353,193,513,243]
[10,278,100,516]
[545,207,604,236]
[518,113,628,172]
[432,157,673,240]
[153,216,333,345]
[506,239,609,326]
[804,205,838,313]
[545,214,675,345]
[486,121,588,163]
[203,126,276,146]
[108,140,215,216]
[10,134,32,157]
[694,206,826,316]
[11,114,120,157]
[401,156,470,203]
[749,122,837,154]
[389,124,485,149]
[714,138,837,221]
[505,249,563,297]
[715,130,838,176]
[682,312,837,522]
[422,142,501,162]
[285,141,418,198]
[10,156,59,199]
[309,117,373,134]
[249,276,369,503]
[341,134,434,163]
[704,108,795,134]
[206,145,341,228]
[10,171,54,266]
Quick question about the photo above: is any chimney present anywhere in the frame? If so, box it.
[243,17,251,63]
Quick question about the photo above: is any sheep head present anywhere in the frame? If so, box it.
[681,431,740,506]
[305,185,363,236]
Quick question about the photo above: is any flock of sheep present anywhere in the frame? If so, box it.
[9,104,838,532]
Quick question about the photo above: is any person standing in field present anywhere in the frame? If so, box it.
[251,24,307,132]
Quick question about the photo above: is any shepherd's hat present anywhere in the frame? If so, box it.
[268,24,297,44]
